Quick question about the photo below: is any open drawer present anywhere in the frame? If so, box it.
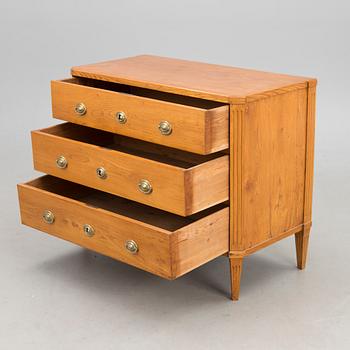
[17,176,229,279]
[51,77,229,154]
[31,123,229,216]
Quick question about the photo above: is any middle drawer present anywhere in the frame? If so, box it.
[31,123,229,216]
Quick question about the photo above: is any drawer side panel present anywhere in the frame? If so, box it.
[185,156,229,215]
[172,207,229,277]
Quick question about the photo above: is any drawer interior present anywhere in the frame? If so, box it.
[42,123,226,168]
[64,77,225,109]
[28,176,228,231]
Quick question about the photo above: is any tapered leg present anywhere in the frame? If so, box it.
[295,227,311,270]
[229,256,243,301]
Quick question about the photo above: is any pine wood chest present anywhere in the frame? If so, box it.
[17,55,317,300]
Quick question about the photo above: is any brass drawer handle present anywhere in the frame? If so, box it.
[56,155,68,169]
[96,167,107,179]
[158,121,172,135]
[125,240,138,254]
[116,111,127,124]
[138,179,152,194]
[75,102,87,116]
[83,224,95,237]
[42,210,55,224]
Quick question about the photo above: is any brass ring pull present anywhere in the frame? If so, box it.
[125,240,138,254]
[56,155,68,169]
[42,210,55,224]
[75,102,87,116]
[138,179,152,194]
[158,121,172,135]
[116,111,127,124]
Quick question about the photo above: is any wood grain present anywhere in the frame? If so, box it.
[303,82,317,225]
[17,176,229,279]
[229,225,303,257]
[295,226,311,270]
[185,156,229,215]
[230,104,245,252]
[238,88,308,250]
[172,207,229,277]
[31,123,228,216]
[71,55,314,103]
[18,55,318,301]
[51,78,229,154]
[230,257,243,301]
[228,83,316,300]
[294,81,316,271]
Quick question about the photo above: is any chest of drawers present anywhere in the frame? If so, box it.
[17,55,316,300]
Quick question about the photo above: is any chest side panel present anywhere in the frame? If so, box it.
[234,87,309,250]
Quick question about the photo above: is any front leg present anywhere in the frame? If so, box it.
[229,256,243,300]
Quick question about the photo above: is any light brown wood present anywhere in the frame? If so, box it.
[229,257,243,301]
[295,227,311,270]
[184,156,229,214]
[31,123,229,216]
[230,104,245,252]
[230,88,308,252]
[230,224,304,257]
[303,82,317,226]
[51,78,229,154]
[172,207,229,277]
[293,82,316,271]
[71,55,313,103]
[229,82,316,299]
[17,176,229,279]
[17,55,318,301]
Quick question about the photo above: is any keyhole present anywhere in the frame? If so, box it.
[83,224,94,237]
[96,167,107,179]
[116,111,127,124]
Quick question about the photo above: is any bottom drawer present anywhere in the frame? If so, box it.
[17,176,229,279]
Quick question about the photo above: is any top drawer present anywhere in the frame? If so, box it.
[51,78,229,154]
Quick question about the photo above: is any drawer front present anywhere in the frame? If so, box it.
[31,124,229,216]
[51,79,229,154]
[17,176,229,279]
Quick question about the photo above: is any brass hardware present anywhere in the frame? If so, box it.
[158,121,172,135]
[42,210,55,224]
[125,240,138,254]
[83,224,95,237]
[138,179,152,194]
[116,111,127,124]
[56,155,68,169]
[75,102,87,116]
[96,167,107,179]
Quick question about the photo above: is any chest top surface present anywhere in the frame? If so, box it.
[71,55,314,103]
